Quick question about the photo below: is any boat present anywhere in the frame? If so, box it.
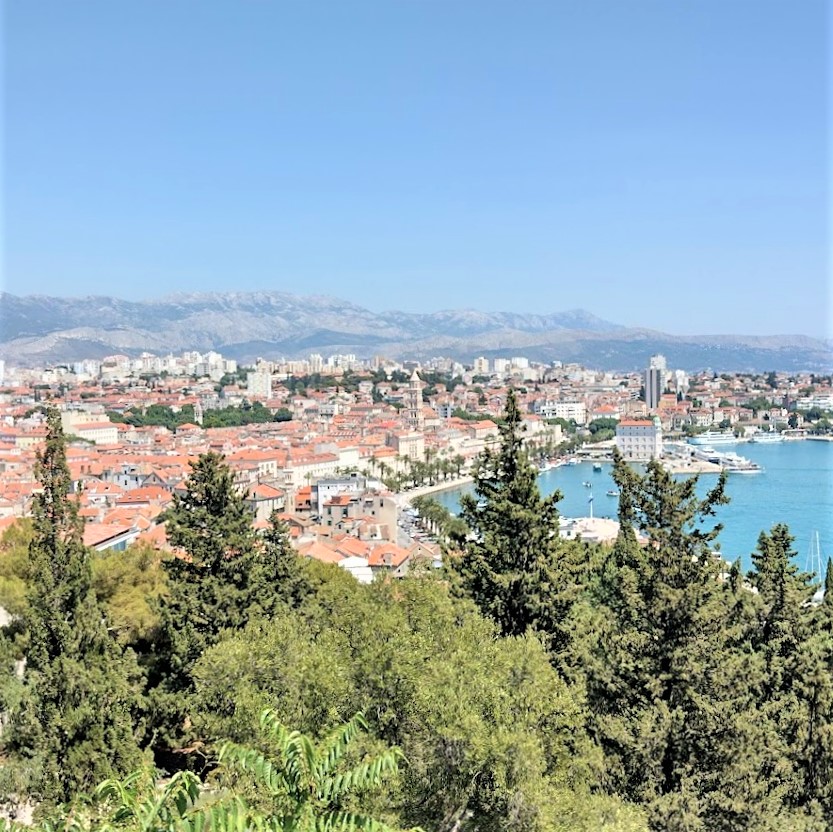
[606,489,620,497]
[687,430,739,446]
[701,449,762,473]
[582,481,592,487]
[593,462,603,472]
[749,431,784,443]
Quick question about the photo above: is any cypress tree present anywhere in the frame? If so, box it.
[751,528,833,820]
[150,452,278,762]
[249,511,311,617]
[587,451,795,830]
[2,408,142,805]
[452,390,580,656]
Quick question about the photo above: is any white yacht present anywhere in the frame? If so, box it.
[686,430,739,446]
[749,430,784,443]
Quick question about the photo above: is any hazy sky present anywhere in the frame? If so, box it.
[3,1,830,337]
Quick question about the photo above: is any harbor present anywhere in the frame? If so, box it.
[433,438,833,571]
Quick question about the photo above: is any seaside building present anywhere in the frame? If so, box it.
[616,417,663,460]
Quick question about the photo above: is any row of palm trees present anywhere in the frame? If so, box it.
[366,450,468,493]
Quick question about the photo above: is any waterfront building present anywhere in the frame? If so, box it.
[616,417,663,460]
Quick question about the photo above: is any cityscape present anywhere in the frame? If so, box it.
[0,349,830,562]
[2,1,831,829]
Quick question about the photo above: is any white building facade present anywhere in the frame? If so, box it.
[616,418,663,460]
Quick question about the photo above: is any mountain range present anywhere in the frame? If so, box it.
[0,291,830,373]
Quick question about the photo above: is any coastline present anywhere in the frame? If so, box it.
[392,475,475,508]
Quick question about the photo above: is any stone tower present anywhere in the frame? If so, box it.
[406,370,424,431]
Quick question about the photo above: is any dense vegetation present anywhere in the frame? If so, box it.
[107,401,291,431]
[2,398,833,831]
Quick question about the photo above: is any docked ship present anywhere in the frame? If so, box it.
[686,430,739,446]
[691,446,762,473]
[749,430,784,443]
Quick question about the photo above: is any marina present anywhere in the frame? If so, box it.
[435,439,833,572]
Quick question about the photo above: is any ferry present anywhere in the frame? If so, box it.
[749,431,784,444]
[687,430,739,447]
[692,447,762,473]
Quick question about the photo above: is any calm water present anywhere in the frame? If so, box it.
[433,440,833,572]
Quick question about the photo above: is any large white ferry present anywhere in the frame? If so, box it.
[686,430,739,446]
[749,431,784,443]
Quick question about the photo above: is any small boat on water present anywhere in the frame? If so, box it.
[593,462,603,472]
[582,481,592,487]
[606,489,620,497]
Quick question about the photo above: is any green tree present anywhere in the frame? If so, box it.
[193,564,643,832]
[0,408,143,806]
[249,512,312,618]
[150,452,261,762]
[749,526,833,818]
[584,451,802,830]
[452,390,580,656]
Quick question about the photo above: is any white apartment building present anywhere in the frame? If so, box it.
[534,400,587,425]
[616,418,663,460]
[473,357,490,375]
[492,358,510,374]
[247,370,273,398]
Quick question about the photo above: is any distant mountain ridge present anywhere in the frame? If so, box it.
[0,291,830,373]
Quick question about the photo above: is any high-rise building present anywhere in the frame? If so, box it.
[645,354,667,411]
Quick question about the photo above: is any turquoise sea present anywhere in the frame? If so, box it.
[433,440,833,574]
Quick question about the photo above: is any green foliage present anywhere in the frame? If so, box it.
[91,542,168,647]
[0,408,143,807]
[453,390,581,657]
[216,710,406,831]
[191,565,637,831]
[150,453,262,757]
[0,519,33,617]
[582,450,821,830]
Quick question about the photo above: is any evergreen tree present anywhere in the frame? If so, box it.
[249,512,312,617]
[586,451,799,830]
[150,452,261,759]
[751,526,833,820]
[452,390,580,655]
[0,408,142,805]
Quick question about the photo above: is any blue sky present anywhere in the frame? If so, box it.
[3,1,829,336]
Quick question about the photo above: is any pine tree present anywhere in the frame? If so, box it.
[249,512,311,617]
[1,408,142,805]
[452,390,580,656]
[586,451,797,830]
[151,452,289,763]
[751,528,833,820]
